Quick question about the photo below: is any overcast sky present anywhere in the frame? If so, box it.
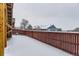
[13,3,79,30]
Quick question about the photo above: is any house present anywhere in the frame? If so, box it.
[47,25,57,31]
[39,24,62,32]
[67,28,79,32]
[73,28,79,32]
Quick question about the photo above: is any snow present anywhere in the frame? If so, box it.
[5,35,72,56]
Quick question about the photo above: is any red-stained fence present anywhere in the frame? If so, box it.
[12,29,79,56]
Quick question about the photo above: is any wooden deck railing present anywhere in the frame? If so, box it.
[12,29,79,56]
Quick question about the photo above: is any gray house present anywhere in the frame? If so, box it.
[47,25,62,32]
[35,24,62,32]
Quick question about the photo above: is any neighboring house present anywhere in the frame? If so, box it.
[73,28,79,32]
[47,25,57,31]
[67,28,79,32]
[40,24,62,32]
[47,25,62,32]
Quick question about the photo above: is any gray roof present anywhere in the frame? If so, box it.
[47,25,56,29]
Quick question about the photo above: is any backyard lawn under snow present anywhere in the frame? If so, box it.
[5,35,72,56]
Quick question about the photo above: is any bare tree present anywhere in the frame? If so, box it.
[27,24,32,30]
[34,25,41,30]
[20,19,28,29]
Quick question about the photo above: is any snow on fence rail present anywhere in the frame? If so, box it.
[12,29,79,56]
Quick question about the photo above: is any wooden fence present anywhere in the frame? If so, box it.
[12,29,79,56]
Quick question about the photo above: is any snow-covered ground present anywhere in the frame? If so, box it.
[5,35,72,56]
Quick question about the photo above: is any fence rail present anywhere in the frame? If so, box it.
[12,29,79,56]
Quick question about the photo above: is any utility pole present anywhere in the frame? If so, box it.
[0,3,7,56]
[0,3,13,56]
